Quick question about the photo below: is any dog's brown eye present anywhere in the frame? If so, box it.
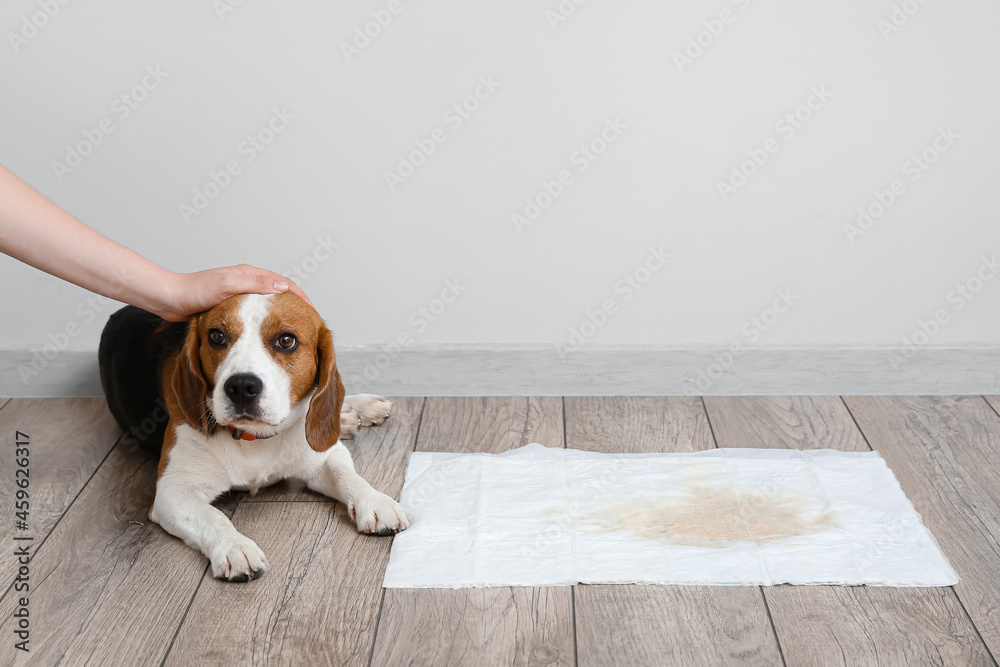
[208,329,227,347]
[275,333,297,351]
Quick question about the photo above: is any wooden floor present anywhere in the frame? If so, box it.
[1,396,999,666]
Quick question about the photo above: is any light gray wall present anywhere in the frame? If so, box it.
[2,1,998,363]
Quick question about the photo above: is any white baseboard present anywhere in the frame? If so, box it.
[2,344,999,398]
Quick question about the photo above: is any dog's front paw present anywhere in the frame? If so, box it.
[339,406,361,439]
[348,491,409,536]
[210,534,268,582]
[346,394,392,427]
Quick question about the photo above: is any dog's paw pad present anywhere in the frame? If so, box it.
[226,568,264,583]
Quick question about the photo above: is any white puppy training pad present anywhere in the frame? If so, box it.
[382,444,958,589]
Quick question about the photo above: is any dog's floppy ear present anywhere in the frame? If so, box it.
[170,316,210,435]
[305,323,345,452]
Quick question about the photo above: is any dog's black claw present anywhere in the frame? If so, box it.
[228,572,250,583]
[250,568,264,580]
[375,527,398,537]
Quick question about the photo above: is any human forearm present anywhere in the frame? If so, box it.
[0,164,176,313]
[0,165,310,321]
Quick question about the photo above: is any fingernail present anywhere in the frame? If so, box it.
[274,281,289,291]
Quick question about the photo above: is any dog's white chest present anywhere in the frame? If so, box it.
[169,423,321,495]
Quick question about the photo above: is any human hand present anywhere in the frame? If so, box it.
[155,264,312,322]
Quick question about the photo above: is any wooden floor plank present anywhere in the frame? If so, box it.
[0,439,207,666]
[845,395,1000,661]
[413,396,565,454]
[166,397,424,666]
[565,396,712,454]
[761,584,990,666]
[0,398,120,586]
[568,397,783,667]
[706,396,992,666]
[371,397,574,667]
[704,395,869,452]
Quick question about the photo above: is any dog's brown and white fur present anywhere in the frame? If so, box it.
[99,292,408,582]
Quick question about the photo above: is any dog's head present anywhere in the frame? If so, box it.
[168,292,344,451]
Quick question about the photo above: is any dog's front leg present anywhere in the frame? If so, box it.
[303,443,409,536]
[150,481,268,582]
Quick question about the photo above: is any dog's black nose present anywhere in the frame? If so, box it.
[224,373,263,410]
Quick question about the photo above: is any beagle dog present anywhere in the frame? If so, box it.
[98,292,408,582]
